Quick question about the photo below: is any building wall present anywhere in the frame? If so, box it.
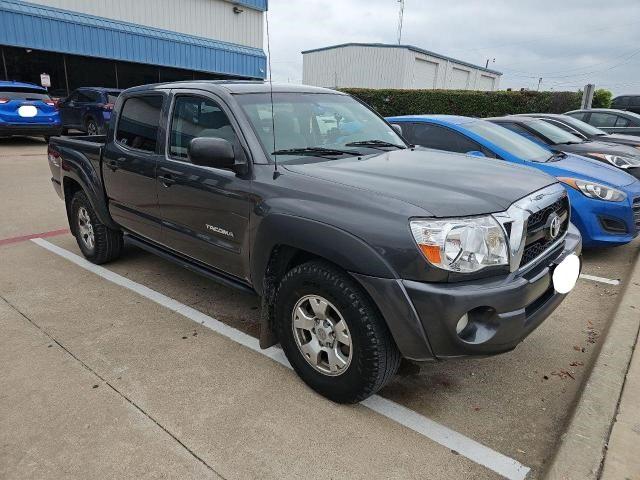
[303,45,501,91]
[30,0,264,48]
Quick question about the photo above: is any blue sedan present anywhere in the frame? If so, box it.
[387,115,640,247]
[0,81,61,140]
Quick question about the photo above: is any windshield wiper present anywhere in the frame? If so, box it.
[547,151,567,162]
[345,140,406,150]
[271,147,362,157]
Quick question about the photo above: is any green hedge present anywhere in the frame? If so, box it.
[341,88,582,118]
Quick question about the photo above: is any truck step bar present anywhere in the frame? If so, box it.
[124,234,256,296]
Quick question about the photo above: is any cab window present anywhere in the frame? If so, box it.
[169,95,238,161]
[115,95,163,153]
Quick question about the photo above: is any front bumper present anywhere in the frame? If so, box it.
[354,223,582,361]
[0,123,63,137]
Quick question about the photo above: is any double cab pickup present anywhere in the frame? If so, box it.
[48,81,582,403]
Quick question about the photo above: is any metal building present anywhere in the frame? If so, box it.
[0,0,267,96]
[302,43,502,91]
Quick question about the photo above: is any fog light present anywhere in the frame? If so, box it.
[456,314,469,335]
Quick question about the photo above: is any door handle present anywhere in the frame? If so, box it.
[160,174,176,187]
[106,159,120,171]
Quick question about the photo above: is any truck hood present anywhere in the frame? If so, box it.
[542,153,637,188]
[283,149,557,217]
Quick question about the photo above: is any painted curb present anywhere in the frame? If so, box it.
[545,246,640,479]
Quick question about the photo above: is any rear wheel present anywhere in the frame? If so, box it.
[70,191,123,264]
[275,260,401,403]
[86,118,99,136]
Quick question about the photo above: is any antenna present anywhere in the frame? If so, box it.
[397,0,405,45]
[265,10,278,176]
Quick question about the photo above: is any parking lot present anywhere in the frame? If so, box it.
[1,137,638,480]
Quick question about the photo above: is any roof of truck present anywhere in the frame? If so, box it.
[123,80,343,95]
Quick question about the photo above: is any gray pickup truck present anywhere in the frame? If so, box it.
[47,81,582,403]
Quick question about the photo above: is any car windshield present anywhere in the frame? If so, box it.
[0,87,50,101]
[236,92,406,163]
[557,116,607,136]
[465,120,553,162]
[525,119,585,144]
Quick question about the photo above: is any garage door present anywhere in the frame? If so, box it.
[413,58,438,88]
[450,67,470,89]
[478,75,495,91]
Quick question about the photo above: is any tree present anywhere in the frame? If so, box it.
[592,89,613,108]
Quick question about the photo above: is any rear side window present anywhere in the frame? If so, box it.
[589,113,617,128]
[116,95,163,153]
[613,97,629,107]
[169,95,238,161]
[615,116,630,127]
[407,123,483,154]
[567,112,587,121]
[0,87,50,101]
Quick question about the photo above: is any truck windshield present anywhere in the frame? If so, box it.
[236,93,406,163]
[465,120,553,162]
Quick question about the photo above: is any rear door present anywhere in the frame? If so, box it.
[156,90,252,280]
[101,93,166,241]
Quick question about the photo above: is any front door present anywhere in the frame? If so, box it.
[102,93,165,241]
[157,92,252,280]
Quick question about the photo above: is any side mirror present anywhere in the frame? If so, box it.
[188,137,236,170]
[391,123,403,136]
[466,150,486,158]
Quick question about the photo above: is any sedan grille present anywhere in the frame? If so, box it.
[634,197,640,231]
[519,196,570,268]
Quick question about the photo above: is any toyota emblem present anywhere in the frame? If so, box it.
[549,214,561,240]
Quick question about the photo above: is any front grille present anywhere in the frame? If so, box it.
[633,197,640,231]
[519,196,569,268]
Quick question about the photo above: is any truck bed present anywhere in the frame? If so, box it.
[48,135,106,197]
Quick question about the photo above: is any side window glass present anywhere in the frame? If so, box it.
[615,116,630,127]
[75,91,92,102]
[568,112,586,121]
[170,95,238,161]
[86,91,102,103]
[589,113,617,128]
[116,95,163,153]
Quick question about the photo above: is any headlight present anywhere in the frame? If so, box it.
[410,216,508,273]
[588,152,640,169]
[558,177,626,202]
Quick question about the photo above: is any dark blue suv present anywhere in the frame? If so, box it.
[58,87,122,135]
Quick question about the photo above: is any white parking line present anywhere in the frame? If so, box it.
[579,274,621,286]
[31,237,531,480]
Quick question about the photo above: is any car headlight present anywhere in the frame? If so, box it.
[558,177,626,202]
[410,216,509,273]
[588,153,640,169]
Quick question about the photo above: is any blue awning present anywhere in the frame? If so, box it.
[0,0,267,79]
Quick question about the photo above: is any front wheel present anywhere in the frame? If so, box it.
[275,260,401,403]
[70,191,123,264]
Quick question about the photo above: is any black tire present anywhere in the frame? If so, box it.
[70,191,123,264]
[85,118,99,135]
[275,260,401,403]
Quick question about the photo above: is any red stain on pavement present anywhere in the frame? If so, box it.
[0,228,70,247]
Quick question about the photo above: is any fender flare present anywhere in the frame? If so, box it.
[251,214,397,296]
[60,148,118,230]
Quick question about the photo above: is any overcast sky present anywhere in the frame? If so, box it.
[266,0,640,94]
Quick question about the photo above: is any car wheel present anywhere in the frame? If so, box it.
[70,191,123,264]
[275,260,401,403]
[86,118,99,136]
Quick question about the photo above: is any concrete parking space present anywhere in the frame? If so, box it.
[1,139,639,479]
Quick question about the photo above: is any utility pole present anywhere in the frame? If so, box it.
[485,58,495,69]
[397,0,405,45]
[537,77,542,91]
